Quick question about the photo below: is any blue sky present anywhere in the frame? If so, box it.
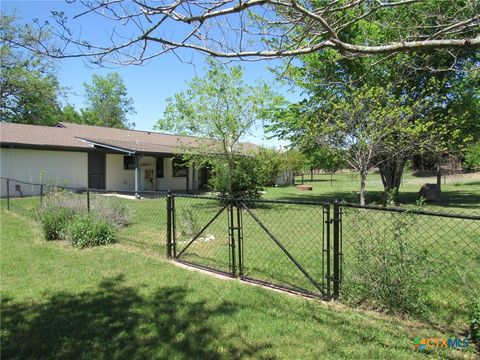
[3,1,301,147]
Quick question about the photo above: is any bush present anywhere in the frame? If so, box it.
[209,157,264,198]
[39,208,74,240]
[469,300,480,349]
[69,214,117,248]
[342,210,431,316]
[90,196,132,227]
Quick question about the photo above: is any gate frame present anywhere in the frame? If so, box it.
[166,194,342,300]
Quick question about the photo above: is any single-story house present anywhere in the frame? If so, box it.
[0,122,258,197]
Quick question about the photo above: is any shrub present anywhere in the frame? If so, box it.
[342,210,431,316]
[209,157,264,198]
[38,208,74,240]
[90,196,132,227]
[69,214,117,248]
[469,300,480,349]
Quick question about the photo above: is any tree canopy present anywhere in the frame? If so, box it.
[81,73,136,129]
[0,14,63,125]
[156,59,280,197]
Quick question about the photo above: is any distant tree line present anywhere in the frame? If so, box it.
[0,14,135,129]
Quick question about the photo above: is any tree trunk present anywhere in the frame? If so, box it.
[359,172,367,206]
[436,161,442,194]
[379,157,406,206]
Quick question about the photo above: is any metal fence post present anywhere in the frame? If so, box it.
[228,203,237,277]
[333,199,341,300]
[6,179,10,210]
[87,189,90,213]
[166,191,172,259]
[172,194,177,258]
[324,203,331,299]
[236,202,244,278]
[40,184,43,205]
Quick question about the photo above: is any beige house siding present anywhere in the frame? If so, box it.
[106,154,195,192]
[1,149,203,196]
[0,148,88,196]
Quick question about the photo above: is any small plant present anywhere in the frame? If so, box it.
[38,208,74,240]
[69,214,117,248]
[469,300,480,350]
[179,208,201,237]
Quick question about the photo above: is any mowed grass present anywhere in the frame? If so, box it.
[1,209,477,359]
[1,172,479,331]
[262,171,480,214]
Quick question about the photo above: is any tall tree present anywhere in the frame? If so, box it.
[0,14,63,125]
[269,3,479,204]
[82,73,135,129]
[155,59,279,197]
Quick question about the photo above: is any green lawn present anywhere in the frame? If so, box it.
[262,171,480,214]
[1,209,477,359]
[1,172,479,333]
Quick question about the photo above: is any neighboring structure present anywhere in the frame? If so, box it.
[0,122,257,196]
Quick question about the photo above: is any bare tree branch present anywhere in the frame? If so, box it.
[3,0,479,64]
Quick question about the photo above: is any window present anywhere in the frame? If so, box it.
[123,156,136,170]
[156,157,164,178]
[172,157,188,177]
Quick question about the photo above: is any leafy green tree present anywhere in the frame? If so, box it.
[82,73,135,129]
[269,5,479,204]
[156,59,280,197]
[256,148,285,186]
[464,142,480,171]
[0,14,63,125]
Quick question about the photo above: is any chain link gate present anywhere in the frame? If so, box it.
[166,194,342,300]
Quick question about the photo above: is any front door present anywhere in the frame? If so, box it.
[142,166,155,191]
[88,152,106,189]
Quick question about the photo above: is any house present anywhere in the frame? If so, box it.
[0,122,258,197]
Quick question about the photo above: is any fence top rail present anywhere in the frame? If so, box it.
[171,192,330,206]
[339,202,480,221]
[1,177,168,196]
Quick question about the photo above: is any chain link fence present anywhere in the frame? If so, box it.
[339,204,480,329]
[1,177,167,253]
[2,176,479,330]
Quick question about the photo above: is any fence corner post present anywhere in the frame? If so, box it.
[166,190,172,259]
[6,178,10,210]
[333,199,341,300]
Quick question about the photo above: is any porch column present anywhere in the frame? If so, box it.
[192,162,196,191]
[186,165,190,194]
[134,154,140,198]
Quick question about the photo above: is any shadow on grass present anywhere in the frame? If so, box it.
[269,189,480,211]
[1,275,271,360]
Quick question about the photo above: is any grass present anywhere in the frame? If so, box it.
[1,209,477,359]
[1,171,479,332]
[262,171,480,214]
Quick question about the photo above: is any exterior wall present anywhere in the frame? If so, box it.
[275,170,294,186]
[106,154,195,192]
[155,157,194,191]
[0,149,202,196]
[0,148,88,196]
